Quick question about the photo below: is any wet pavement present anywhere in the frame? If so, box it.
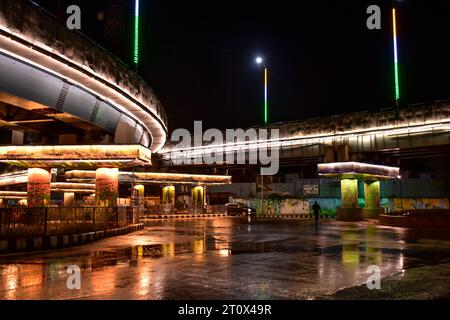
[1,217,450,299]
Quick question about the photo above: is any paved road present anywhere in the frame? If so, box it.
[1,218,450,299]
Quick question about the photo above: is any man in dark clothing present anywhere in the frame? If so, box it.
[312,201,322,230]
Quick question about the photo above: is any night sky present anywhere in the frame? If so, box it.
[34,0,450,132]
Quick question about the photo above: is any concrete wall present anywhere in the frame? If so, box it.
[210,183,257,198]
[211,179,448,199]
[211,179,449,214]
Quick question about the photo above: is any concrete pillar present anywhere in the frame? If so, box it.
[27,168,51,207]
[58,134,77,144]
[364,180,380,209]
[95,168,119,207]
[341,179,358,209]
[133,184,145,197]
[191,186,204,208]
[64,192,75,206]
[11,130,24,145]
[363,180,383,218]
[323,145,335,163]
[133,184,145,214]
[337,178,363,221]
[161,185,175,214]
[337,144,349,162]
[203,186,207,207]
[162,186,175,206]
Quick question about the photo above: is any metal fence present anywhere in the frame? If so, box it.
[143,204,227,215]
[0,206,137,238]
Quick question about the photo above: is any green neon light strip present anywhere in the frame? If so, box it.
[134,0,139,66]
[264,67,268,125]
[393,8,400,101]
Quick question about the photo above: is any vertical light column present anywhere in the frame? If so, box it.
[95,168,119,207]
[392,8,400,102]
[264,67,268,126]
[27,168,51,207]
[133,0,140,67]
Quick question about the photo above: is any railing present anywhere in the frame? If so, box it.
[143,205,227,215]
[206,205,227,215]
[0,206,137,238]
[187,206,205,214]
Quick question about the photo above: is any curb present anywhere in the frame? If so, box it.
[144,214,228,220]
[255,214,335,219]
[0,223,144,254]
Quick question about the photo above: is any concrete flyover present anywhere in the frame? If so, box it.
[0,0,171,210]
[161,100,450,167]
[0,0,168,152]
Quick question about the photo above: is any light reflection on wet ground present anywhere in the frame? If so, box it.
[1,218,450,299]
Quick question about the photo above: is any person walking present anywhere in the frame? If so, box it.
[312,201,322,231]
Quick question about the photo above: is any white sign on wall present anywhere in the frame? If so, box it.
[303,184,319,195]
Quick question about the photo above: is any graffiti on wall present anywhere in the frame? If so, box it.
[233,198,309,215]
[392,198,449,211]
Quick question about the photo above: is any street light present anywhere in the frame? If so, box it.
[392,7,400,119]
[255,57,268,126]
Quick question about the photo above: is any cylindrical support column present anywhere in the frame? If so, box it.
[341,179,358,208]
[64,192,75,206]
[27,168,51,207]
[95,168,119,207]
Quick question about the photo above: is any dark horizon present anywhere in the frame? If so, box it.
[33,0,450,132]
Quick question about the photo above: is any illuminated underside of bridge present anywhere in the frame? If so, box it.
[0,0,167,152]
[0,0,233,208]
[161,100,450,167]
